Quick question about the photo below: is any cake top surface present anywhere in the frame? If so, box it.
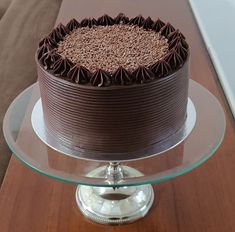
[57,24,168,73]
[37,14,189,87]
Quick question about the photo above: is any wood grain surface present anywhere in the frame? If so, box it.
[0,0,235,231]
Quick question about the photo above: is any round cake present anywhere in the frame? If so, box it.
[36,14,189,154]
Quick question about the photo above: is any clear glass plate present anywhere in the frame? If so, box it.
[3,80,225,187]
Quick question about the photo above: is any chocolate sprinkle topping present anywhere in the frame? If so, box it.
[37,13,189,87]
[58,24,168,72]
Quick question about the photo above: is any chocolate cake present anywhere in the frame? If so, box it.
[36,13,189,154]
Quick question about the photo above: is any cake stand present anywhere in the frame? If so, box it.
[3,80,225,225]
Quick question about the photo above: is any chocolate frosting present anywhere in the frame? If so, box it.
[52,56,73,77]
[80,18,98,27]
[97,14,115,26]
[169,37,180,50]
[113,67,132,85]
[133,66,155,83]
[39,36,58,48]
[37,57,189,153]
[39,50,61,70]
[164,49,184,69]
[129,15,145,27]
[152,18,165,32]
[36,13,190,154]
[143,17,154,29]
[168,29,185,41]
[90,69,112,87]
[160,23,175,37]
[169,37,188,50]
[49,28,63,43]
[57,23,69,37]
[114,13,129,24]
[37,14,189,87]
[37,44,53,60]
[80,18,89,27]
[175,42,188,60]
[88,18,98,28]
[150,60,172,78]
[66,18,80,31]
[67,65,91,84]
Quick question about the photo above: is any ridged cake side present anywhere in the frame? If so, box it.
[37,59,189,153]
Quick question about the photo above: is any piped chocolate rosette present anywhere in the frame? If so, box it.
[37,13,189,87]
[36,14,190,154]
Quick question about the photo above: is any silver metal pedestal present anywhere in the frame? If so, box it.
[76,165,154,224]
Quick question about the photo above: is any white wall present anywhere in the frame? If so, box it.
[189,0,235,118]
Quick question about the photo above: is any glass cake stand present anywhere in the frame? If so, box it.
[3,80,225,225]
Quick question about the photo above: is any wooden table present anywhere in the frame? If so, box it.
[0,0,235,231]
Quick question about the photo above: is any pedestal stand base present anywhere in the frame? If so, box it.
[75,166,154,224]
